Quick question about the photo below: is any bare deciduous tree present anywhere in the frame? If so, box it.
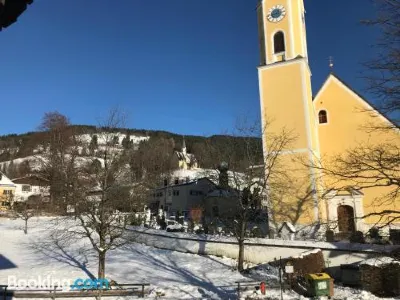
[36,109,174,279]
[202,119,298,271]
[362,0,400,127]
[36,111,80,213]
[65,108,147,279]
[14,201,35,234]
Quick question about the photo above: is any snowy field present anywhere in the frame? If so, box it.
[0,217,397,300]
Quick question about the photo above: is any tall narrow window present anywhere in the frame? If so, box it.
[318,110,328,124]
[274,31,285,54]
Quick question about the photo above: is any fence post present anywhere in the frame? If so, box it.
[51,285,55,300]
[279,256,283,300]
[141,284,144,298]
[2,286,7,300]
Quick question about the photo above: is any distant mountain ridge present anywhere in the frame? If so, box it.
[0,125,263,168]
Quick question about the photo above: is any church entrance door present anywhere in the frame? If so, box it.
[337,205,356,233]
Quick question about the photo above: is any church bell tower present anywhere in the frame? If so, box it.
[257,0,321,224]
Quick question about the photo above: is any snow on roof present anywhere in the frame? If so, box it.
[0,155,37,167]
[206,188,238,198]
[154,177,215,191]
[12,175,50,187]
[0,172,15,186]
[358,256,400,267]
[172,168,208,180]
[12,174,49,182]
[280,221,296,233]
[175,151,197,164]
[171,168,252,190]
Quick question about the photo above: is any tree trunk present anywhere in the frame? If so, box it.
[238,239,245,272]
[24,218,28,234]
[237,215,247,272]
[98,251,106,279]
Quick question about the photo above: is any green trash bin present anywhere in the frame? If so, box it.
[304,273,332,297]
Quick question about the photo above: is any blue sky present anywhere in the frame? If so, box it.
[0,0,378,136]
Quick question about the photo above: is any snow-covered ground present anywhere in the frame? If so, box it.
[0,218,396,299]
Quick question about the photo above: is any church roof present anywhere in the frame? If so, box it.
[153,177,216,191]
[12,174,50,185]
[314,73,399,129]
[175,151,197,164]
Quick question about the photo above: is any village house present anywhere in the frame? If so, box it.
[12,174,50,203]
[148,177,216,218]
[0,172,16,210]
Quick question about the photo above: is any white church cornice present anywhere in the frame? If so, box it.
[257,56,311,75]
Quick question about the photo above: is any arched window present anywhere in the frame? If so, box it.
[318,110,328,124]
[274,31,285,54]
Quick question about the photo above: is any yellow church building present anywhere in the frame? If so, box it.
[256,0,399,235]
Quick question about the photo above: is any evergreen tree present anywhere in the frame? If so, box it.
[81,146,88,156]
[17,160,31,177]
[122,133,131,149]
[1,163,6,174]
[89,135,98,155]
[6,160,16,179]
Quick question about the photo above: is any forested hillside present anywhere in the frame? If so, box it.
[0,124,263,178]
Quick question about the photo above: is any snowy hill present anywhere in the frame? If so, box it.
[0,132,150,175]
[0,126,263,183]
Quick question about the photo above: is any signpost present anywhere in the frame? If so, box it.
[285,261,294,289]
[285,264,294,274]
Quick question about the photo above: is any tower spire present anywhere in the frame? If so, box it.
[182,136,186,154]
[329,56,334,72]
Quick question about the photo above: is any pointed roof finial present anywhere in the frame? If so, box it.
[329,56,334,72]
[182,135,186,150]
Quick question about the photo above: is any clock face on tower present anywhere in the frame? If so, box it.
[267,5,286,23]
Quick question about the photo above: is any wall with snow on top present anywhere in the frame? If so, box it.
[128,227,400,271]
